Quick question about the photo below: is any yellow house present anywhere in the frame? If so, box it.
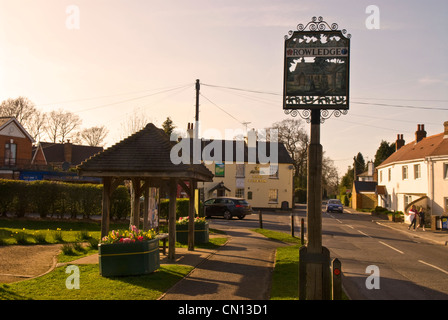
[196,140,294,210]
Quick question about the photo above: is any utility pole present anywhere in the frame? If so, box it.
[195,79,200,140]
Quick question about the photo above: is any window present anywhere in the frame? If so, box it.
[268,189,278,203]
[235,188,244,198]
[402,166,408,180]
[215,163,225,177]
[235,164,245,178]
[404,195,411,209]
[247,191,253,200]
[444,163,448,180]
[4,142,17,166]
[414,164,421,179]
[269,165,279,179]
[388,168,392,181]
[445,197,448,213]
[379,170,383,183]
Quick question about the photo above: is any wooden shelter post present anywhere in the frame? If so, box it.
[143,179,150,231]
[131,178,142,228]
[168,178,177,260]
[101,177,112,239]
[188,180,197,251]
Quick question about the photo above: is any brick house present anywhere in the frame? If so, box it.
[0,117,35,179]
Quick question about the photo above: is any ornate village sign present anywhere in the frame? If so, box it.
[283,16,351,121]
[283,17,351,300]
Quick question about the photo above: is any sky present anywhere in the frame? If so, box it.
[0,0,447,176]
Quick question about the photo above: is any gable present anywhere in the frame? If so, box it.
[0,117,34,143]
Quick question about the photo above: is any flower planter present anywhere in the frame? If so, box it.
[176,223,209,244]
[98,238,160,277]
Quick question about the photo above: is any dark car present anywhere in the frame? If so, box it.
[326,199,344,213]
[204,197,253,220]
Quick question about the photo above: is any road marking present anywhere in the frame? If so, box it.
[418,260,448,275]
[346,224,355,229]
[357,230,371,238]
[379,241,404,254]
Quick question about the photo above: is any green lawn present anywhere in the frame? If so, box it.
[1,264,193,300]
[0,217,228,300]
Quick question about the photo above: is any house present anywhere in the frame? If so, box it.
[351,161,378,210]
[23,141,103,182]
[0,117,35,179]
[32,141,103,170]
[376,122,448,219]
[193,139,294,210]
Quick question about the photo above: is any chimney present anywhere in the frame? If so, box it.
[64,140,72,164]
[415,124,426,143]
[396,134,405,151]
[444,121,448,139]
[187,122,193,138]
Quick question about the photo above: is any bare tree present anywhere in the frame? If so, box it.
[45,109,82,143]
[267,119,309,179]
[119,109,148,139]
[0,97,37,128]
[80,126,109,147]
[27,110,47,142]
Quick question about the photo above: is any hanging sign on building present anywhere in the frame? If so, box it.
[283,17,351,111]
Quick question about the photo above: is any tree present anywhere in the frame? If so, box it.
[353,152,366,178]
[45,109,82,143]
[162,117,175,136]
[374,140,395,167]
[27,110,47,142]
[266,119,309,183]
[0,97,36,126]
[119,109,148,139]
[80,126,109,147]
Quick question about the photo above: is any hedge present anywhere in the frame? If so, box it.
[0,179,130,219]
[159,198,204,220]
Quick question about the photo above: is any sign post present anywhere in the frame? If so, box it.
[283,17,350,300]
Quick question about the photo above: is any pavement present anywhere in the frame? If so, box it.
[343,206,448,247]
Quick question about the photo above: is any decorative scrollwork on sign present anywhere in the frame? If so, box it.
[285,109,348,123]
[284,109,312,123]
[287,16,351,40]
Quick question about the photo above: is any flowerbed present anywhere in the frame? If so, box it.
[99,225,160,277]
[175,217,209,244]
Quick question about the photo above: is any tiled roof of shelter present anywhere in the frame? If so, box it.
[77,123,214,181]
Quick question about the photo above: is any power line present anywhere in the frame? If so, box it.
[199,93,244,125]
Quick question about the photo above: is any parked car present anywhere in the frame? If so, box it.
[326,199,344,213]
[204,197,253,220]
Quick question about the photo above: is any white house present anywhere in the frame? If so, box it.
[376,122,448,221]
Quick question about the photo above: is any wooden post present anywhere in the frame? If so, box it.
[188,180,196,251]
[258,210,263,229]
[168,178,177,260]
[131,178,141,228]
[306,109,325,300]
[291,213,295,237]
[143,180,150,231]
[101,177,112,239]
[301,218,305,245]
[332,258,342,300]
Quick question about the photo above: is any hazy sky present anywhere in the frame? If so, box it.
[1,0,447,175]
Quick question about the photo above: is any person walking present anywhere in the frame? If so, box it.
[407,205,417,231]
[416,207,426,231]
